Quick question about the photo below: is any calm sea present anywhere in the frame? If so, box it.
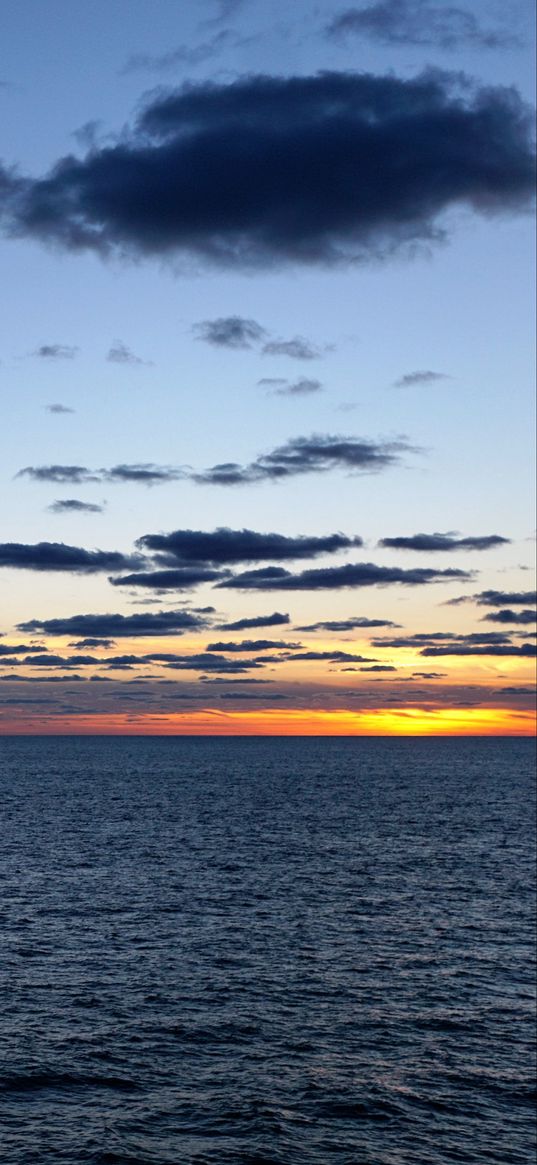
[0,736,535,1164]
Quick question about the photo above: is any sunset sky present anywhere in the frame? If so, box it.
[0,0,535,734]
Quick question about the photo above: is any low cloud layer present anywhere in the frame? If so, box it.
[1,70,533,269]
[379,532,509,552]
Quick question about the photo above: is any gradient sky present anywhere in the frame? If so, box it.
[0,0,535,734]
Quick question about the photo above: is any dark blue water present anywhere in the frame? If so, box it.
[0,736,535,1164]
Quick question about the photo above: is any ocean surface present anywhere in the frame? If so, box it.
[0,735,535,1165]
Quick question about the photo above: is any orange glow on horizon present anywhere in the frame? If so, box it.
[0,705,534,736]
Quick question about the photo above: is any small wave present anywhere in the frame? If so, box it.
[0,1071,140,1094]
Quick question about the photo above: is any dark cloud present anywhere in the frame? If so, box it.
[372,631,513,647]
[445,588,537,609]
[262,337,321,360]
[17,465,100,484]
[110,567,225,589]
[31,343,78,359]
[379,532,509,552]
[218,692,288,700]
[0,644,44,656]
[0,541,141,573]
[284,650,378,662]
[475,589,537,607]
[69,638,116,649]
[194,316,267,348]
[200,677,273,685]
[193,434,407,485]
[46,403,75,414]
[392,369,449,388]
[482,608,536,625]
[18,610,210,638]
[497,686,537,697]
[359,664,397,672]
[273,378,323,396]
[326,2,518,50]
[421,643,537,657]
[218,612,290,631]
[1,70,533,269]
[205,639,300,652]
[17,436,406,490]
[219,562,472,590]
[156,653,265,674]
[137,527,362,564]
[296,617,400,631]
[19,463,186,486]
[412,671,447,679]
[106,340,150,365]
[47,499,105,515]
[104,464,184,485]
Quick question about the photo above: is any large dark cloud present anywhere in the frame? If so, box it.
[379,532,509,552]
[193,434,406,484]
[110,568,225,590]
[0,541,141,573]
[219,562,472,590]
[137,527,363,564]
[327,2,518,49]
[18,610,211,638]
[1,70,533,269]
[218,612,290,631]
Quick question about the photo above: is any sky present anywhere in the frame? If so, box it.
[0,0,535,735]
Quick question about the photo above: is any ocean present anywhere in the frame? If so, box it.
[0,735,535,1164]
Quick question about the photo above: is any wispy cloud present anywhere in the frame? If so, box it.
[326,1,519,50]
[392,369,449,388]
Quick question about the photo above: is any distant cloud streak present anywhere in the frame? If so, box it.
[379,532,509,552]
[326,1,519,50]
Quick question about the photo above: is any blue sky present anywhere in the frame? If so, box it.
[0,0,535,732]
